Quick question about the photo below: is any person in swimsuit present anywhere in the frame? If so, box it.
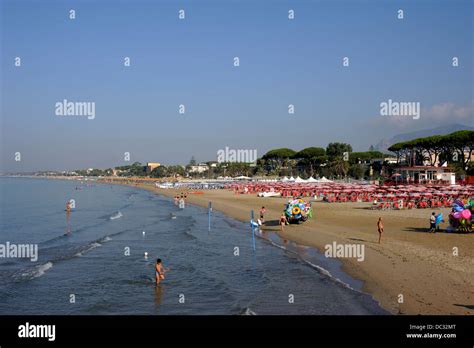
[155,258,169,284]
[280,213,287,232]
[66,201,71,213]
[377,217,384,244]
[259,206,266,224]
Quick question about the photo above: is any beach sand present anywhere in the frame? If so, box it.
[113,181,474,315]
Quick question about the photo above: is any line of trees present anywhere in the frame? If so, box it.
[71,144,392,180]
[388,130,474,172]
[71,130,474,179]
[256,143,390,179]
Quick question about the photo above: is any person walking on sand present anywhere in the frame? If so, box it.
[429,212,436,233]
[280,213,287,232]
[377,217,384,244]
[155,258,169,285]
[259,206,266,224]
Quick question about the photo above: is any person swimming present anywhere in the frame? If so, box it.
[155,258,169,284]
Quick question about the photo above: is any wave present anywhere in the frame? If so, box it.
[302,259,354,290]
[110,211,122,220]
[19,262,53,280]
[263,235,355,291]
[240,307,257,315]
[74,242,102,257]
[39,220,111,246]
[9,235,114,283]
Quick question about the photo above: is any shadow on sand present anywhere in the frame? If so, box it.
[453,304,474,310]
[263,219,280,227]
[403,227,471,234]
[348,238,376,245]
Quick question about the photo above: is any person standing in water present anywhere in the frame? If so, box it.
[259,206,266,225]
[377,217,384,244]
[155,259,169,284]
[64,201,72,236]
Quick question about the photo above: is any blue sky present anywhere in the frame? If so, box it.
[1,0,473,171]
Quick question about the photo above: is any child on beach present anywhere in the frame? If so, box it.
[377,217,384,244]
[280,213,287,232]
[429,212,436,233]
[155,259,169,285]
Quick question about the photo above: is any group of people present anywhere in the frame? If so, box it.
[174,193,187,208]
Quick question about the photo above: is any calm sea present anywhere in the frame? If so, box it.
[0,178,388,315]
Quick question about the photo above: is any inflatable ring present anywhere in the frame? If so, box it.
[292,206,301,215]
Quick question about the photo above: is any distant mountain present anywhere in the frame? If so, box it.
[375,124,474,152]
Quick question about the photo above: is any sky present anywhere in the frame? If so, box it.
[1,0,473,172]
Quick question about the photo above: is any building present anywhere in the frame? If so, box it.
[146,162,161,173]
[393,166,456,185]
[188,163,209,174]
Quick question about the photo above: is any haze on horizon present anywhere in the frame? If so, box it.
[1,0,473,172]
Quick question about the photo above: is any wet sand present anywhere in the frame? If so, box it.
[110,181,473,315]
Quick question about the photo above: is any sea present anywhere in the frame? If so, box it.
[0,178,388,315]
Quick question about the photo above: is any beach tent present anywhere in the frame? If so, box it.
[295,176,306,183]
[289,176,295,181]
[282,176,289,182]
[307,177,318,182]
[319,177,333,182]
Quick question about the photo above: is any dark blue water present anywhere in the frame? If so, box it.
[0,178,388,315]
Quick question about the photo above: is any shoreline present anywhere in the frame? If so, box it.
[6,176,473,315]
[114,181,473,315]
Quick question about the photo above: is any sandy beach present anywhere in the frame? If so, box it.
[113,181,474,315]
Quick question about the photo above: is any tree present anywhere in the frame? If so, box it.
[150,166,168,178]
[326,143,352,161]
[167,165,185,177]
[388,130,474,170]
[262,148,297,173]
[349,151,384,164]
[445,130,474,170]
[293,147,326,159]
[292,147,326,176]
[348,164,365,179]
[328,158,349,178]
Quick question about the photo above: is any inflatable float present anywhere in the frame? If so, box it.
[448,199,473,232]
[284,198,313,224]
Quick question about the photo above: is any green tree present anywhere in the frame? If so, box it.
[326,143,353,161]
[348,164,365,179]
[262,148,297,173]
[150,166,168,178]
